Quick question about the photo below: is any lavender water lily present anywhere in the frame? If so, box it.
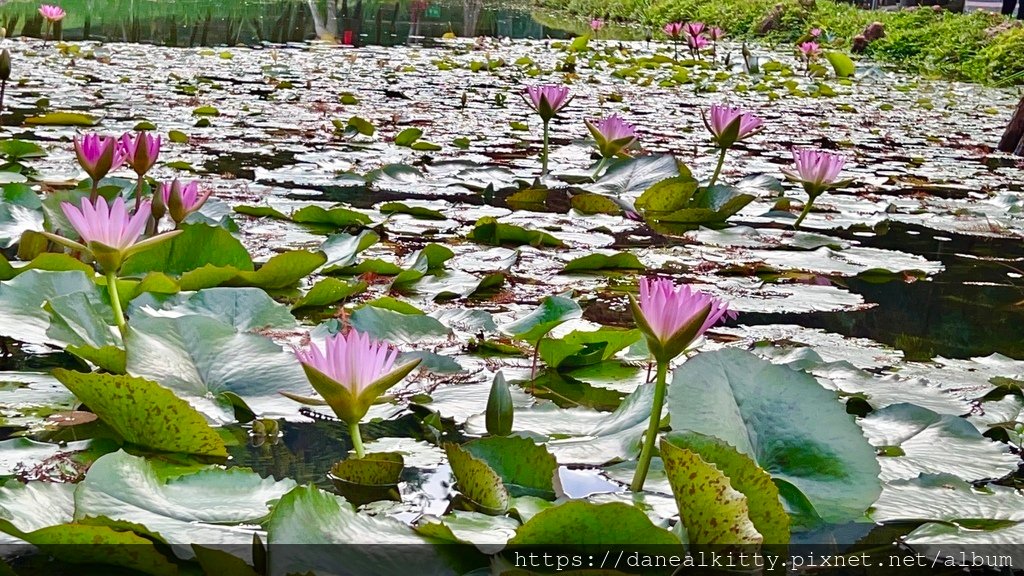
[630,278,733,491]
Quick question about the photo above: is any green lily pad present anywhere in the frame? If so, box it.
[660,434,763,546]
[445,443,510,515]
[0,140,46,159]
[663,432,790,545]
[502,295,582,343]
[121,223,253,276]
[130,287,296,332]
[292,205,371,228]
[562,252,645,273]
[463,436,559,499]
[292,278,367,310]
[25,112,98,126]
[395,128,423,146]
[666,349,881,527]
[52,370,227,457]
[75,450,295,560]
[124,314,312,422]
[467,217,564,248]
[330,452,404,486]
[537,327,640,369]
[860,403,1018,482]
[379,201,446,220]
[507,500,681,546]
[0,270,105,346]
[266,485,453,574]
[349,305,452,343]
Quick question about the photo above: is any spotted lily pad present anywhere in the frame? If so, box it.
[52,369,227,457]
[444,442,510,515]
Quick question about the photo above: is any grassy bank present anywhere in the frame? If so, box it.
[535,0,1024,85]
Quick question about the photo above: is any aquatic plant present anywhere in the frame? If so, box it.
[289,330,421,458]
[702,104,764,186]
[157,179,211,227]
[629,277,733,491]
[523,85,571,175]
[42,196,179,330]
[781,148,848,229]
[74,134,125,201]
[119,131,161,211]
[663,21,684,59]
[38,4,65,46]
[584,114,638,176]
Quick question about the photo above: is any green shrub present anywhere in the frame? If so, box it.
[535,0,1024,84]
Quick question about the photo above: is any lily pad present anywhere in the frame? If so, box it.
[445,443,510,515]
[666,349,881,526]
[463,436,560,499]
[124,315,311,423]
[52,369,227,457]
[860,403,1018,481]
[75,450,295,560]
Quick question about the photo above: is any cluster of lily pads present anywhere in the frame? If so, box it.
[526,82,850,228]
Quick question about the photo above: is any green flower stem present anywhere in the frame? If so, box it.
[89,180,100,203]
[631,360,668,492]
[708,147,728,187]
[541,119,550,176]
[592,156,609,180]
[349,421,365,458]
[105,271,127,334]
[530,337,543,382]
[134,175,144,213]
[794,197,815,230]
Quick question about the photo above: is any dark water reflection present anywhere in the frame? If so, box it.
[0,0,570,47]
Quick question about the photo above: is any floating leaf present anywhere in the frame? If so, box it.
[660,435,763,546]
[666,349,881,526]
[25,112,98,126]
[394,128,423,146]
[293,278,367,310]
[445,443,510,514]
[467,217,563,248]
[502,295,582,343]
[562,252,645,273]
[266,486,455,574]
[825,51,856,78]
[463,435,558,499]
[663,432,790,545]
[52,370,227,457]
[507,500,680,546]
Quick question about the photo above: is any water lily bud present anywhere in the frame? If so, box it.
[0,50,11,82]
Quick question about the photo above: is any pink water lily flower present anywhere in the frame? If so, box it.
[120,131,161,177]
[799,41,821,59]
[158,179,212,224]
[810,28,822,37]
[708,27,725,41]
[524,85,571,122]
[683,22,705,38]
[783,149,845,191]
[45,196,178,274]
[74,133,126,184]
[289,330,421,456]
[62,196,149,252]
[585,114,638,158]
[663,22,684,38]
[703,104,764,149]
[295,330,400,397]
[782,149,848,228]
[39,5,65,22]
[688,34,709,51]
[632,277,733,362]
[590,18,604,31]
